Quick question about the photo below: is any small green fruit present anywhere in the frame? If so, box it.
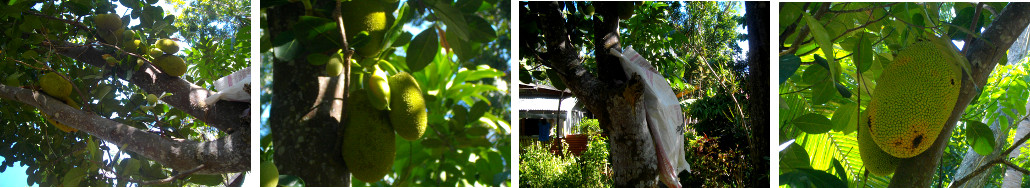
[148,48,164,57]
[146,94,158,104]
[326,55,344,76]
[156,39,179,54]
[366,65,390,110]
[260,161,279,187]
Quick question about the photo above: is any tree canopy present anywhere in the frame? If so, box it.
[0,0,251,186]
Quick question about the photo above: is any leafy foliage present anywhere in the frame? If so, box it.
[779,2,1030,187]
[518,132,611,188]
[0,0,249,186]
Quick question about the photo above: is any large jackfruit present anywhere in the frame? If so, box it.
[39,72,72,99]
[156,39,180,54]
[342,92,395,182]
[858,110,899,176]
[388,72,427,141]
[154,54,187,77]
[342,0,388,57]
[93,14,122,31]
[869,39,962,158]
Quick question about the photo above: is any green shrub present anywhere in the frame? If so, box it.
[519,133,612,187]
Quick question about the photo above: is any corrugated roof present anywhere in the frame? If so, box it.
[518,97,578,111]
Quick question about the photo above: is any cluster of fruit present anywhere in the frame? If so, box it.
[94,13,187,77]
[343,70,427,182]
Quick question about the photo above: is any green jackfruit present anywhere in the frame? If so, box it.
[342,92,395,182]
[326,55,344,76]
[154,54,187,77]
[40,72,72,99]
[148,48,164,57]
[858,110,899,176]
[156,39,179,54]
[342,0,387,57]
[93,14,122,31]
[869,39,962,158]
[367,65,390,110]
[260,161,279,187]
[389,72,427,141]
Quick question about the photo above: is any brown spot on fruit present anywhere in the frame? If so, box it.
[911,134,923,149]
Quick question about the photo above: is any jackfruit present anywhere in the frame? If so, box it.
[123,40,142,53]
[154,54,187,77]
[40,72,72,99]
[858,110,899,176]
[93,14,122,31]
[326,55,344,76]
[156,39,179,54]
[342,0,387,57]
[367,65,391,110]
[260,161,279,187]
[388,72,427,141]
[868,39,962,158]
[148,48,164,57]
[342,92,395,182]
[99,28,125,45]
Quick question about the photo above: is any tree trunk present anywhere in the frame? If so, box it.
[529,2,661,187]
[889,3,1030,187]
[265,1,352,186]
[745,2,770,187]
[1002,102,1030,187]
[951,23,1030,188]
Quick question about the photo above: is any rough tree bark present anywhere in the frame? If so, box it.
[265,1,352,186]
[889,3,1030,187]
[745,2,770,187]
[529,2,659,186]
[1002,102,1030,187]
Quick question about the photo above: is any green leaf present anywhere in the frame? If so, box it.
[966,121,996,155]
[272,30,301,61]
[468,100,489,121]
[391,32,413,47]
[407,28,439,72]
[855,32,873,73]
[545,68,566,90]
[278,175,306,187]
[830,102,857,133]
[61,167,86,186]
[780,54,801,84]
[293,16,340,49]
[466,15,497,43]
[188,174,223,186]
[831,158,848,186]
[780,168,848,187]
[429,0,469,41]
[793,113,832,134]
[780,142,812,170]
[834,82,851,98]
[803,12,841,84]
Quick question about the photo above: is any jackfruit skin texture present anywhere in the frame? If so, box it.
[156,39,180,54]
[388,72,427,141]
[343,92,396,182]
[869,39,962,158]
[154,54,187,77]
[342,0,387,57]
[40,72,72,99]
[858,110,899,176]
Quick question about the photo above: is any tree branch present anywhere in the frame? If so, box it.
[888,3,1030,187]
[0,85,249,174]
[43,40,248,132]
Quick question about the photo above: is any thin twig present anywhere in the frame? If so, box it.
[141,164,208,185]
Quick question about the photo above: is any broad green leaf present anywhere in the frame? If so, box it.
[855,32,873,73]
[830,102,857,133]
[429,0,469,41]
[803,12,841,83]
[780,168,848,187]
[780,54,801,84]
[272,31,301,61]
[407,28,439,72]
[793,113,832,134]
[966,121,996,155]
[466,15,497,43]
